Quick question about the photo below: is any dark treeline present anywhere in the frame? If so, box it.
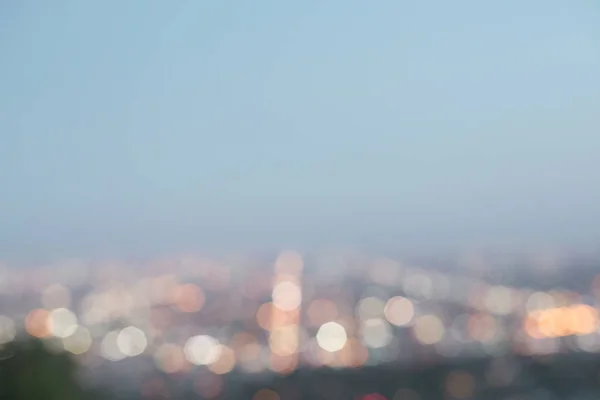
[3,338,600,399]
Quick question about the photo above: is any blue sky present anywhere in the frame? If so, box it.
[1,0,600,260]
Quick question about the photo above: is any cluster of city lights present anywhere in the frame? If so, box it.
[0,250,600,398]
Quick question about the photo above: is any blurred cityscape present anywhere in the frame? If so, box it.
[2,248,600,399]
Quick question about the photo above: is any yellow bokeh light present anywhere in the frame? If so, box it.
[413,315,445,345]
[523,304,598,338]
[571,304,598,335]
[269,325,299,356]
[62,326,92,355]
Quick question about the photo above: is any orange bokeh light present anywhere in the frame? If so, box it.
[339,338,369,368]
[523,304,598,338]
[269,352,298,375]
[173,284,205,313]
[209,345,236,375]
[25,308,50,338]
[256,302,297,331]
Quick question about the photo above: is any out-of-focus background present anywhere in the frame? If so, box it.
[2,0,600,399]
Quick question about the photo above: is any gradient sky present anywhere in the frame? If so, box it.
[1,0,600,260]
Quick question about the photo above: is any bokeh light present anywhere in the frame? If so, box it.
[184,335,221,365]
[384,296,414,326]
[154,343,189,374]
[317,322,348,352]
[269,325,300,356]
[62,326,92,355]
[48,308,78,339]
[208,345,236,374]
[272,281,302,311]
[25,308,50,338]
[0,315,16,344]
[173,283,205,313]
[413,315,445,345]
[2,248,600,398]
[357,297,386,321]
[101,330,126,361]
[117,326,147,357]
[361,318,393,348]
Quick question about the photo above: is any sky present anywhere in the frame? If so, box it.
[1,0,600,261]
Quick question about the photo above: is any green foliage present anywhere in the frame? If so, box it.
[0,338,89,400]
